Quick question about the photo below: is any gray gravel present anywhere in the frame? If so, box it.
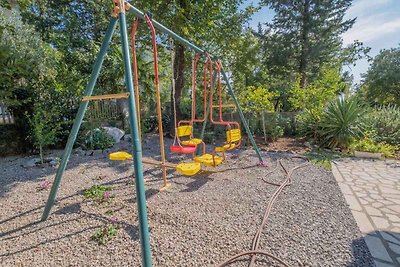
[0,136,374,266]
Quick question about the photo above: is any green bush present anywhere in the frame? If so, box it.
[295,110,320,140]
[265,114,284,141]
[84,128,115,150]
[319,95,365,148]
[365,105,400,146]
[350,138,398,158]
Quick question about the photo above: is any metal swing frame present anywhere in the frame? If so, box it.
[41,1,264,266]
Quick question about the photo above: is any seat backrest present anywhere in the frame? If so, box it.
[177,125,193,137]
[226,129,241,143]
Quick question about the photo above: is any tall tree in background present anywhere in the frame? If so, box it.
[261,0,355,88]
[135,0,249,121]
[359,46,400,106]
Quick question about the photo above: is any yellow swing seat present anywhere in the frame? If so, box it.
[176,162,201,176]
[109,151,133,161]
[215,143,237,152]
[181,138,203,146]
[194,154,224,167]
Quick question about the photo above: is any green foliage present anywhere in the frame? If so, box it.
[350,138,398,158]
[289,67,346,116]
[238,86,277,114]
[359,46,400,105]
[84,129,115,151]
[92,223,119,245]
[83,185,112,199]
[260,0,356,88]
[29,103,60,163]
[264,114,284,141]
[296,110,321,140]
[364,105,400,146]
[305,149,346,170]
[319,95,365,148]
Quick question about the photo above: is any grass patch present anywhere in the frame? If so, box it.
[92,224,119,245]
[305,149,347,170]
[83,185,112,199]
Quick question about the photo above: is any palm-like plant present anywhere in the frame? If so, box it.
[319,95,365,148]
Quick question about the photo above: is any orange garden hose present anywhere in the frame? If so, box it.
[217,156,309,267]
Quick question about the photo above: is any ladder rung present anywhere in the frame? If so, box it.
[82,93,130,101]
[212,104,236,109]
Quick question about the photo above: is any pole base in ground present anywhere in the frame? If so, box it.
[159,183,171,192]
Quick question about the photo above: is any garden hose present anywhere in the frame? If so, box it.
[217,156,310,267]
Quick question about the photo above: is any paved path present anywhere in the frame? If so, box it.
[332,158,400,267]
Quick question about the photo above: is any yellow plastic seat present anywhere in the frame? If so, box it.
[194,154,224,167]
[110,151,132,161]
[176,162,201,176]
[181,138,203,146]
[227,129,241,143]
[215,143,237,152]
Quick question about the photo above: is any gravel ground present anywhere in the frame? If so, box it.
[0,136,374,266]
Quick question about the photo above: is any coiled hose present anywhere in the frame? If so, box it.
[217,156,310,267]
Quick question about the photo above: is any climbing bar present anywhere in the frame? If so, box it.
[212,104,236,109]
[82,93,130,101]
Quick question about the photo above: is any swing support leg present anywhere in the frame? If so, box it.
[41,18,118,221]
[220,68,264,163]
[119,11,153,267]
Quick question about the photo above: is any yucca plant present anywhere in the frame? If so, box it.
[319,95,365,148]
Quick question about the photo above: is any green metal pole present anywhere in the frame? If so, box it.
[119,12,153,267]
[220,68,264,162]
[41,17,118,221]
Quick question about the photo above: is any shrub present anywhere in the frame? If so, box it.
[264,113,284,141]
[295,110,320,140]
[84,128,115,150]
[365,105,400,146]
[319,95,365,148]
[350,138,398,158]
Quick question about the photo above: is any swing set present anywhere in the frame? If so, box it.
[41,1,264,266]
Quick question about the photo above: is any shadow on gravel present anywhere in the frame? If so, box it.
[345,234,379,267]
[347,231,400,267]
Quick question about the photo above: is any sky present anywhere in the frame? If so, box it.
[241,0,400,83]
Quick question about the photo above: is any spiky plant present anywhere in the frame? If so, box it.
[319,95,365,148]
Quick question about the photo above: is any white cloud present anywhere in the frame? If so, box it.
[346,0,392,18]
[343,17,400,44]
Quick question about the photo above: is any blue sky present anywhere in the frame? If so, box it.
[241,0,400,83]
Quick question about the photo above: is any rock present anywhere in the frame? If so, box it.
[102,127,125,143]
[73,147,86,156]
[22,158,40,168]
[49,159,60,167]
[123,134,132,142]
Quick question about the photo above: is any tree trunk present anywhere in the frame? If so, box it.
[262,111,267,144]
[171,43,185,128]
[299,0,310,88]
[39,144,44,164]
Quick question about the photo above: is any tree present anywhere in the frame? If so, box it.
[0,7,61,151]
[134,0,251,122]
[260,0,355,88]
[359,46,400,106]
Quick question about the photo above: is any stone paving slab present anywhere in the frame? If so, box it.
[332,158,400,267]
